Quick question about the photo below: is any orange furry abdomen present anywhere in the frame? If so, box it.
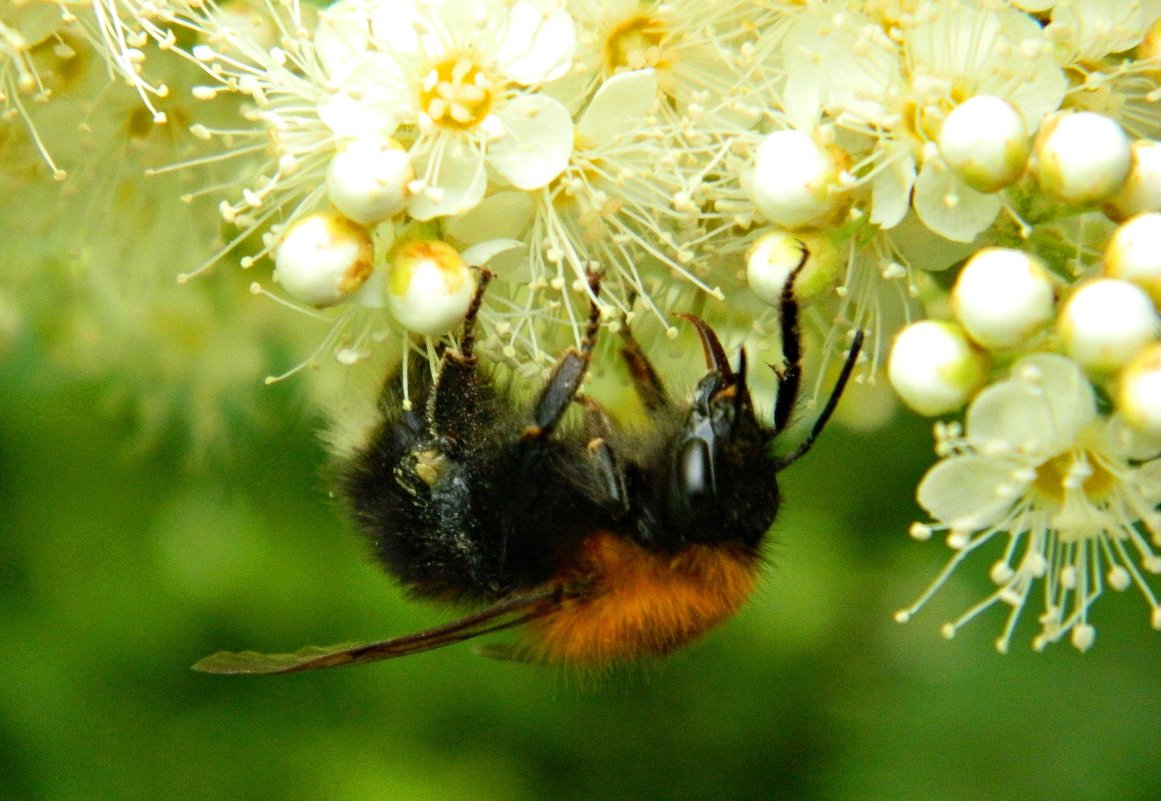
[529,531,761,665]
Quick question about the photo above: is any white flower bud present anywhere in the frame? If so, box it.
[749,130,848,229]
[952,247,1055,351]
[1105,212,1161,306]
[1060,278,1159,373]
[1104,140,1161,222]
[746,229,840,306]
[386,240,477,337]
[888,321,990,416]
[1118,342,1161,437]
[938,96,1030,193]
[1032,111,1131,205]
[326,137,414,225]
[274,213,374,307]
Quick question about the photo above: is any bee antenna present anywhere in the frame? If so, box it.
[772,329,864,471]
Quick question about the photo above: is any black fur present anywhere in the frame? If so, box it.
[340,269,861,604]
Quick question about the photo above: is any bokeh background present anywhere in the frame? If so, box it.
[3,330,1161,801]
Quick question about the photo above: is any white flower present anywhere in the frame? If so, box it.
[782,1,1066,242]
[901,1,1066,241]
[897,354,1161,652]
[356,0,578,219]
[567,0,774,125]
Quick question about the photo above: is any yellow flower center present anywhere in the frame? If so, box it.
[1031,450,1118,506]
[603,15,667,73]
[418,54,495,131]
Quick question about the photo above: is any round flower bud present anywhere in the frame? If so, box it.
[746,229,840,306]
[386,240,477,337]
[749,130,848,229]
[1060,278,1159,373]
[888,321,990,417]
[1118,342,1161,437]
[1105,212,1161,306]
[274,213,374,307]
[951,247,1055,351]
[938,96,1030,193]
[1104,140,1161,222]
[326,137,414,225]
[1032,111,1131,205]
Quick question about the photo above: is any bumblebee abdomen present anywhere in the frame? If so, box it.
[530,531,761,664]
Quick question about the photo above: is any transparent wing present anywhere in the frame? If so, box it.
[193,585,569,675]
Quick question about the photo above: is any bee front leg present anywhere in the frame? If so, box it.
[429,270,495,441]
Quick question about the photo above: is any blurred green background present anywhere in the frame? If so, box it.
[3,338,1160,801]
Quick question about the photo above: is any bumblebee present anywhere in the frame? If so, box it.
[195,265,862,674]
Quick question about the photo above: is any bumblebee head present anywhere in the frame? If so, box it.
[660,316,777,549]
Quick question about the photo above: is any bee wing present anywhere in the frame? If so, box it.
[193,585,569,675]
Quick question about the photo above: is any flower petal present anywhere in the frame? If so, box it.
[461,238,524,267]
[496,1,576,84]
[444,190,535,244]
[368,0,421,54]
[408,136,487,220]
[967,354,1096,457]
[913,159,1002,243]
[313,1,371,84]
[488,94,573,190]
[577,69,658,144]
[870,148,915,229]
[917,454,1019,531]
[317,62,404,137]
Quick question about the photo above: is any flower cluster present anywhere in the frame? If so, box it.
[3,0,1161,649]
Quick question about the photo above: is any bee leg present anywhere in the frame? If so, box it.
[579,396,630,518]
[522,272,602,441]
[771,263,803,434]
[770,257,864,469]
[618,322,671,411]
[430,269,495,439]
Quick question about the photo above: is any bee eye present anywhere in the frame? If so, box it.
[679,438,714,497]
[668,437,715,529]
